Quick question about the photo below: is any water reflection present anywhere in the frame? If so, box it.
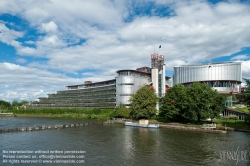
[0,117,249,166]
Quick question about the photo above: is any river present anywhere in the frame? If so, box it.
[0,117,249,166]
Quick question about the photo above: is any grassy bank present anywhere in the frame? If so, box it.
[235,107,250,113]
[213,119,250,130]
[10,108,114,121]
[155,117,250,130]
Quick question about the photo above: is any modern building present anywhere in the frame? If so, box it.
[30,53,171,109]
[173,62,242,95]
[173,62,242,107]
[31,79,116,108]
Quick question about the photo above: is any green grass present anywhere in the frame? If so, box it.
[235,107,250,113]
[213,119,250,129]
[155,117,250,130]
[10,108,113,121]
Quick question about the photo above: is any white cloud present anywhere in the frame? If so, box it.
[40,21,58,33]
[0,23,23,48]
[241,60,250,79]
[0,0,250,101]
[0,62,115,101]
[230,54,249,61]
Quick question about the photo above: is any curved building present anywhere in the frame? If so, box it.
[30,53,171,109]
[116,69,152,107]
[173,62,242,95]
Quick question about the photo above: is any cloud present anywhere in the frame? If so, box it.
[0,23,23,47]
[0,62,115,102]
[230,54,249,61]
[1,0,250,102]
[40,21,58,33]
[241,60,250,79]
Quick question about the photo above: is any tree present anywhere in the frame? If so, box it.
[117,107,131,118]
[0,100,11,110]
[160,82,224,123]
[130,86,158,119]
[113,103,131,118]
[20,100,29,106]
[160,84,188,121]
[11,100,21,109]
[244,78,250,92]
[12,100,20,107]
[236,78,250,107]
[209,91,225,120]
[186,82,219,123]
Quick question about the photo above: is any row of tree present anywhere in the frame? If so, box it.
[0,100,29,111]
[115,82,225,123]
[160,82,224,123]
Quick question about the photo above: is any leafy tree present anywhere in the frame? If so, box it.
[236,78,250,107]
[12,100,20,106]
[130,86,158,119]
[244,78,250,92]
[160,82,224,123]
[209,90,225,120]
[0,100,11,110]
[113,103,131,118]
[186,82,218,123]
[116,107,131,118]
[20,100,29,106]
[113,103,125,117]
[160,84,188,121]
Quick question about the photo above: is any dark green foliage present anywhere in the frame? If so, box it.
[113,103,131,118]
[92,108,101,114]
[0,100,11,110]
[243,78,250,93]
[130,86,158,119]
[11,108,112,115]
[236,78,250,107]
[160,84,188,121]
[113,103,126,116]
[11,100,29,109]
[117,108,131,118]
[160,82,225,123]
[12,100,20,107]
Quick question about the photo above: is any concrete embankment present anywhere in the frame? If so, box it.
[159,124,227,134]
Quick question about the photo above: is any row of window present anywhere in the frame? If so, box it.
[117,83,134,85]
[119,94,132,96]
[183,81,239,87]
[117,71,150,78]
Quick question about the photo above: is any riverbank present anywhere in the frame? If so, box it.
[2,113,250,133]
[109,119,228,134]
[159,123,227,133]
[0,113,13,117]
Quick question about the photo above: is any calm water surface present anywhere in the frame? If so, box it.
[0,117,250,166]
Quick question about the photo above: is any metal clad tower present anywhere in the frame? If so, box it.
[151,53,165,112]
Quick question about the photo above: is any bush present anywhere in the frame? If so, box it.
[116,107,131,118]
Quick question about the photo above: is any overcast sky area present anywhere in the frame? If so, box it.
[0,0,250,102]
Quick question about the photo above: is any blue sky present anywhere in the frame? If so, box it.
[0,0,250,102]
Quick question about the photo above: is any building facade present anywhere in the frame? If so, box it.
[31,80,116,108]
[173,62,242,95]
[30,53,171,109]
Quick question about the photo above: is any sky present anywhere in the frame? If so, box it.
[0,0,250,102]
